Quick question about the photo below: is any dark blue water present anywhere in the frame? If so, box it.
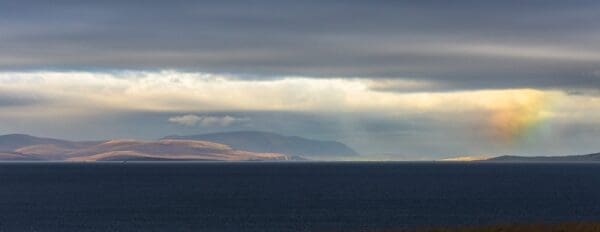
[1,162,600,232]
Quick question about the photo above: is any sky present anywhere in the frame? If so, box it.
[1,0,599,159]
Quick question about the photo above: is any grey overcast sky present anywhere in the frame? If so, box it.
[1,0,599,159]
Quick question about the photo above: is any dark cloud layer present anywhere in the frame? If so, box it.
[1,0,599,89]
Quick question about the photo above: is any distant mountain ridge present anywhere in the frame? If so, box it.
[485,153,600,162]
[0,134,98,152]
[0,134,288,161]
[163,131,359,158]
[0,151,42,161]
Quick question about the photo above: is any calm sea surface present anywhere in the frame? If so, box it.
[1,162,600,232]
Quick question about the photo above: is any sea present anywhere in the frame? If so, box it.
[1,162,600,232]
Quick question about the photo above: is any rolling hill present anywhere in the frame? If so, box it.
[67,139,287,161]
[0,134,288,161]
[0,151,42,161]
[163,131,359,159]
[0,134,97,152]
[485,153,600,162]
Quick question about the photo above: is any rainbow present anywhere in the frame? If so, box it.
[486,89,556,143]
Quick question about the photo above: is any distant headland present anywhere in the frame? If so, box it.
[0,131,358,162]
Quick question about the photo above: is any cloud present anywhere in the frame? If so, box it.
[0,71,520,111]
[1,70,599,158]
[1,1,600,90]
[364,79,439,92]
[0,92,45,107]
[168,114,248,127]
[1,70,598,119]
[1,1,599,158]
[168,115,203,126]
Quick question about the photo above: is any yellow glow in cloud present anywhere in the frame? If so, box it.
[0,70,597,146]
